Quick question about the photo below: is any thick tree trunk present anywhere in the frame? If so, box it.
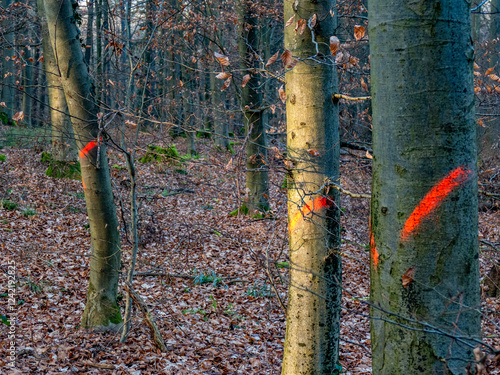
[238,0,269,214]
[37,0,75,160]
[368,1,481,373]
[44,0,122,331]
[281,0,341,373]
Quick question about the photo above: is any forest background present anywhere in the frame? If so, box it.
[0,0,499,373]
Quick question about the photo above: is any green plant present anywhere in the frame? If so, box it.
[1,315,10,326]
[246,282,274,298]
[139,144,181,164]
[192,268,224,288]
[1,199,17,211]
[0,154,6,162]
[112,164,127,171]
[182,307,209,321]
[224,303,235,315]
[41,152,81,180]
[22,208,36,217]
[209,295,217,312]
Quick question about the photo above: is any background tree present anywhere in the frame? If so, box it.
[44,0,122,331]
[368,1,481,373]
[237,0,269,214]
[281,0,342,373]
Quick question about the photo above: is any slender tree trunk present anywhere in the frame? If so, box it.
[84,0,94,66]
[21,45,33,127]
[44,0,122,331]
[368,1,480,373]
[1,0,16,120]
[238,0,269,214]
[281,0,341,373]
[37,0,75,160]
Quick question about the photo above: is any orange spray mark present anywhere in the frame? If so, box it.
[369,217,379,270]
[289,196,333,233]
[82,180,86,190]
[400,166,472,241]
[79,139,99,159]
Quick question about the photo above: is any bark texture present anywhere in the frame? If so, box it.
[368,1,481,373]
[37,0,75,161]
[238,0,269,214]
[281,0,341,373]
[44,0,122,331]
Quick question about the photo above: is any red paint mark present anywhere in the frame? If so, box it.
[289,196,333,232]
[79,139,99,159]
[400,166,472,241]
[369,217,379,270]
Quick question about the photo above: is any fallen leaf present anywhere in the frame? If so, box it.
[241,74,251,87]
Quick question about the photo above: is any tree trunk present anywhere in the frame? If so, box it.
[368,1,481,373]
[238,0,269,214]
[44,0,122,331]
[84,0,94,66]
[281,0,341,373]
[37,0,75,160]
[1,0,16,120]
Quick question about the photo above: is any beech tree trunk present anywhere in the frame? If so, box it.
[368,1,481,373]
[44,0,122,331]
[238,0,269,214]
[1,0,15,120]
[37,0,75,161]
[281,0,341,373]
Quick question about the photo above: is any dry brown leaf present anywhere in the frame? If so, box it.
[365,150,373,159]
[488,73,500,82]
[241,74,251,88]
[279,85,286,103]
[402,267,416,288]
[474,62,480,70]
[285,15,295,27]
[12,111,24,122]
[296,19,307,35]
[214,51,230,66]
[485,67,495,75]
[281,49,292,68]
[307,149,321,157]
[221,76,232,91]
[361,77,368,92]
[310,13,317,28]
[215,72,232,80]
[265,51,279,67]
[354,25,366,40]
[330,36,340,56]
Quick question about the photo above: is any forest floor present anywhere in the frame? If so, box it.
[0,126,499,374]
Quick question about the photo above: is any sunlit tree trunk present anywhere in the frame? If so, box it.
[1,0,16,120]
[44,0,122,331]
[368,1,481,373]
[238,0,269,214]
[281,0,341,373]
[37,0,75,160]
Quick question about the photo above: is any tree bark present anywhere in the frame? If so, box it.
[281,0,341,373]
[37,0,75,160]
[368,1,481,373]
[238,0,269,214]
[1,0,16,120]
[44,0,122,331]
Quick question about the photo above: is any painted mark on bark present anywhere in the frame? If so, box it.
[289,196,333,232]
[400,166,472,241]
[79,139,99,159]
[369,217,379,270]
